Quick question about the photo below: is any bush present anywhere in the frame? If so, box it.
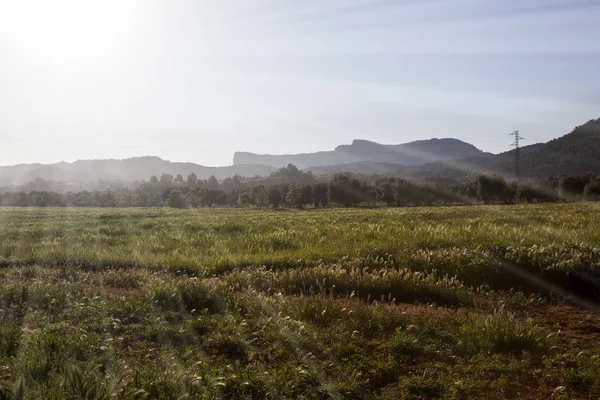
[458,307,546,356]
[388,329,425,363]
[177,280,223,314]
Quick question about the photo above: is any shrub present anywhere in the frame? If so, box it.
[458,307,546,356]
[388,329,425,363]
[177,280,223,314]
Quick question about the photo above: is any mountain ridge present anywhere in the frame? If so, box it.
[0,157,277,187]
[234,137,487,168]
[2,118,599,186]
[418,118,600,179]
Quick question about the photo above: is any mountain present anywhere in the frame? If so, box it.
[267,118,600,180]
[416,118,600,179]
[234,138,487,169]
[0,157,276,187]
[3,118,598,188]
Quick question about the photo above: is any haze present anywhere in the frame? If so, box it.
[1,0,599,167]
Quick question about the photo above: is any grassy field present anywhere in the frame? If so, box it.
[1,204,600,399]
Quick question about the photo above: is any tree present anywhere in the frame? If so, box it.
[187,173,198,187]
[361,181,376,206]
[272,163,303,180]
[300,185,313,208]
[207,176,219,190]
[377,180,395,206]
[100,192,117,207]
[222,175,242,193]
[328,175,359,207]
[281,184,290,206]
[237,191,250,208]
[476,175,507,204]
[268,186,282,208]
[394,179,421,206]
[559,174,591,201]
[251,185,268,208]
[584,176,600,200]
[185,189,204,207]
[501,181,517,204]
[160,173,174,184]
[312,183,328,208]
[149,176,159,185]
[166,189,187,208]
[205,189,224,206]
[174,174,184,182]
[285,184,302,208]
[515,182,537,204]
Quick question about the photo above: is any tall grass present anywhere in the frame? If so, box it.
[0,205,598,398]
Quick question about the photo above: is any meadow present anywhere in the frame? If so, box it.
[0,204,600,399]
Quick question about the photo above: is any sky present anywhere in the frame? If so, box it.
[0,0,599,167]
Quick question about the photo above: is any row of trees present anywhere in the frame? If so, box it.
[0,175,594,209]
[1,163,600,208]
[462,173,600,204]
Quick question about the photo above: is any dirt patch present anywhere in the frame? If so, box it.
[530,304,600,347]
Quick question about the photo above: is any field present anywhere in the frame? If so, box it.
[1,204,600,399]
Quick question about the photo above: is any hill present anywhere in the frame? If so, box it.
[490,118,600,177]
[2,118,599,187]
[234,138,487,168]
[0,157,276,187]
[415,118,600,179]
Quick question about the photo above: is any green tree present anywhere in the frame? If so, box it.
[166,189,187,208]
[251,185,268,208]
[187,173,198,187]
[559,174,591,201]
[377,180,395,206]
[312,183,328,208]
[476,175,507,204]
[272,163,303,180]
[285,184,302,209]
[394,179,420,206]
[328,175,358,207]
[160,173,174,184]
[268,186,282,208]
[237,191,250,208]
[207,176,219,190]
[300,185,313,208]
[515,182,538,204]
[185,189,204,207]
[584,176,600,200]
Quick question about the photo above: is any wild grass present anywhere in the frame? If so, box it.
[0,204,599,398]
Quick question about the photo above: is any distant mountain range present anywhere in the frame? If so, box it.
[234,138,488,169]
[1,118,599,187]
[241,118,600,180]
[0,157,277,187]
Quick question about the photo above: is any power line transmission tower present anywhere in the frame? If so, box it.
[509,130,524,179]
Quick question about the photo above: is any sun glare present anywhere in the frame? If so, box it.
[5,0,139,64]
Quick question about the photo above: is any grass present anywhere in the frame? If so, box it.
[0,204,599,398]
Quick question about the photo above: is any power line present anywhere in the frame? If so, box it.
[509,130,524,179]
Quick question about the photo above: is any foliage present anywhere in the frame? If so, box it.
[166,189,187,209]
[5,168,600,209]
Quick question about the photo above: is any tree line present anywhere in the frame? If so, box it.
[1,164,600,208]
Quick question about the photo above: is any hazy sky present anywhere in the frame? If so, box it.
[1,0,599,166]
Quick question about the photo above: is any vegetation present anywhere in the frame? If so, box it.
[414,118,600,180]
[0,204,599,398]
[3,162,600,209]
